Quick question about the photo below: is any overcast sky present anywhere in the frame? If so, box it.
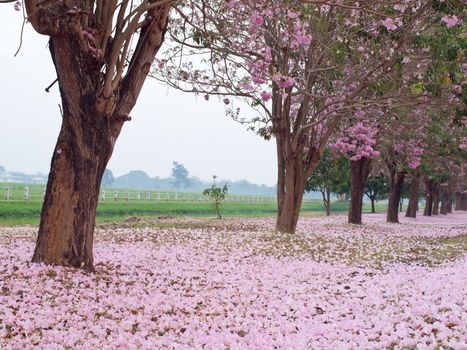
[0,10,277,186]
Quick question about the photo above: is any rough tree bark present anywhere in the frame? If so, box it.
[387,169,405,223]
[348,158,372,224]
[275,132,321,233]
[276,157,307,233]
[423,179,434,216]
[406,171,420,218]
[26,1,172,269]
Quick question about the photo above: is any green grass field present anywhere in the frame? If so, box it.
[0,182,386,225]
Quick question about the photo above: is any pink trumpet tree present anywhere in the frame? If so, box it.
[332,117,380,224]
[2,0,176,270]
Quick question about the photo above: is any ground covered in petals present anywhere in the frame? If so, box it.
[1,213,466,349]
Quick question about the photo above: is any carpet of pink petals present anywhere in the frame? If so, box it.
[0,212,466,349]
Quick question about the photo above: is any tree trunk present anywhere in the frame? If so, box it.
[29,4,170,269]
[321,189,331,216]
[326,188,331,216]
[32,123,115,270]
[446,182,453,213]
[370,196,376,214]
[440,184,448,215]
[454,192,467,211]
[387,170,405,223]
[276,156,307,233]
[406,172,420,218]
[31,38,126,270]
[348,158,372,224]
[432,183,440,216]
[423,179,434,216]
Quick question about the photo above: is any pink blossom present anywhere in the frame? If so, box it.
[260,91,272,102]
[382,18,398,31]
[251,13,264,27]
[441,15,462,28]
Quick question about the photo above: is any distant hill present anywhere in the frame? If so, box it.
[0,165,321,198]
[110,170,321,199]
[0,165,47,184]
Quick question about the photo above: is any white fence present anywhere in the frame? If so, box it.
[1,186,318,203]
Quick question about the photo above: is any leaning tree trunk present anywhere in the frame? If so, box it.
[348,158,372,224]
[406,171,420,218]
[387,170,405,223]
[321,189,331,216]
[31,38,126,270]
[432,183,440,216]
[423,179,434,216]
[29,4,170,270]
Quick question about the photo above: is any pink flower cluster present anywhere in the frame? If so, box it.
[441,15,462,28]
[332,122,380,161]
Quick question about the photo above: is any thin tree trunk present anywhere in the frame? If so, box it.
[321,189,331,216]
[440,184,448,215]
[454,192,467,211]
[406,172,420,218]
[348,158,372,224]
[432,183,440,216]
[399,198,403,212]
[370,196,376,214]
[423,179,434,216]
[214,202,222,220]
[387,170,405,223]
[446,181,453,213]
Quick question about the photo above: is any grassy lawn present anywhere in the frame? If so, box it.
[0,198,387,226]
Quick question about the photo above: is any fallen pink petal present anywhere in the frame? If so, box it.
[1,213,466,349]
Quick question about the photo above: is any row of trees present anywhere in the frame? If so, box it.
[4,0,464,270]
[305,145,466,223]
[154,0,465,230]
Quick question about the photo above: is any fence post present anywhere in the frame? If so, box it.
[101,190,106,201]
[175,193,178,200]
[157,192,160,200]
[125,191,129,202]
[5,187,10,201]
[24,186,29,201]
[42,187,46,198]
[137,192,141,201]
[114,191,118,201]
[147,192,151,201]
